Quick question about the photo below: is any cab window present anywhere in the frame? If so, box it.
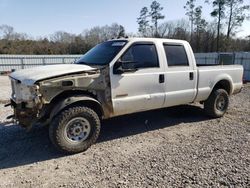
[164,44,189,66]
[121,43,159,68]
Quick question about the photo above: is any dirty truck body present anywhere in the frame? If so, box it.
[8,38,243,153]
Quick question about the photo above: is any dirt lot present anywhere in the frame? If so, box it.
[0,77,249,187]
[0,76,11,103]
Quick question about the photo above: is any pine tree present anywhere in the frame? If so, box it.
[207,0,226,51]
[150,1,165,37]
[137,7,150,36]
[225,0,250,39]
[184,0,196,42]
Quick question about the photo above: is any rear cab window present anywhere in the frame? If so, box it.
[163,44,189,67]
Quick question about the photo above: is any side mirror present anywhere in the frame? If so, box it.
[113,60,138,75]
[121,61,137,70]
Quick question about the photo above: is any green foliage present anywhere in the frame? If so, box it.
[194,6,207,33]
[0,0,250,55]
[192,6,208,52]
[0,23,126,55]
[204,0,249,50]
[184,0,196,19]
[207,0,227,51]
[225,0,250,38]
[184,0,196,41]
[210,0,226,18]
[118,25,126,38]
[150,1,165,37]
[0,38,90,55]
[137,1,165,37]
[137,7,150,36]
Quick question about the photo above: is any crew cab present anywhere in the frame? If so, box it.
[8,38,243,154]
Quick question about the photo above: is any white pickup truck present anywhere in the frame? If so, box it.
[8,38,243,154]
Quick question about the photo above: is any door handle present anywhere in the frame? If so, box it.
[189,72,194,80]
[159,74,165,83]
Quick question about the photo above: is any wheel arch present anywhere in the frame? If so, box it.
[48,90,104,121]
[212,79,232,95]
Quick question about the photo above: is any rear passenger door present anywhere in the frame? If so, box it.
[163,43,197,107]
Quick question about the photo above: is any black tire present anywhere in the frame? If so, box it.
[49,106,101,154]
[204,89,229,118]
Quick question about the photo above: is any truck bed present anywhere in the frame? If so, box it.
[195,65,243,102]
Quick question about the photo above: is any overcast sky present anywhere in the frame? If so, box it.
[0,0,249,38]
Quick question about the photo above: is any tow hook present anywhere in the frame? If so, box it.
[6,115,14,119]
[4,103,11,107]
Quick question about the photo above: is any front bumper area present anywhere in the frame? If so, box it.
[10,99,40,128]
[9,77,44,128]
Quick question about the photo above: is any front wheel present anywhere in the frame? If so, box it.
[49,106,101,154]
[204,89,229,118]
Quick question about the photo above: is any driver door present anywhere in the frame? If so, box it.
[110,42,166,116]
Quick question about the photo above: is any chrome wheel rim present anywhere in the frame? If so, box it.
[216,95,226,111]
[64,117,91,142]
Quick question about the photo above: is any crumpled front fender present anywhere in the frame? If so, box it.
[49,95,104,121]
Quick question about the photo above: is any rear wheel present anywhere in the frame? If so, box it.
[49,106,101,154]
[204,89,229,118]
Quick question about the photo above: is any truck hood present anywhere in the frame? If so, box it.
[10,64,97,85]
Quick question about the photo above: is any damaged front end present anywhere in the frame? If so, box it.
[8,78,43,129]
[7,65,113,130]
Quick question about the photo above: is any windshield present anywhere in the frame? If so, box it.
[75,40,127,65]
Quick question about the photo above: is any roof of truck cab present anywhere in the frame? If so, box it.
[110,37,188,44]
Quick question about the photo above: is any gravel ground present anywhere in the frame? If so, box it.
[0,80,249,188]
[0,76,11,103]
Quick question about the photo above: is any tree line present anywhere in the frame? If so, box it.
[0,0,249,55]
[137,0,250,52]
[0,23,126,54]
